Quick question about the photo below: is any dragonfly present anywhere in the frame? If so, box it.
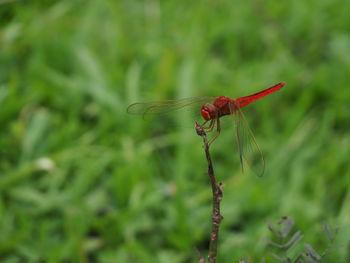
[127,82,286,176]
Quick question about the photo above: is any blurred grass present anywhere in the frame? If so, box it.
[1,0,350,262]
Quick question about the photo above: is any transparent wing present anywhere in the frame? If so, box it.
[127,96,217,117]
[229,102,265,177]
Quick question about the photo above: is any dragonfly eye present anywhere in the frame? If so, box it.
[201,103,217,120]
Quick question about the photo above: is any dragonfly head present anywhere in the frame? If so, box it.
[201,103,217,120]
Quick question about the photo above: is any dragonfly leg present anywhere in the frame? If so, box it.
[200,120,209,128]
[208,118,221,145]
[201,119,215,132]
[207,119,216,132]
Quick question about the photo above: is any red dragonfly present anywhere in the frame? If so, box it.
[127,82,286,176]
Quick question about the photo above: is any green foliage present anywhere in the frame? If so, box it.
[265,217,339,262]
[1,0,350,262]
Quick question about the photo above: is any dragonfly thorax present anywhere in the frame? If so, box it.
[201,103,218,120]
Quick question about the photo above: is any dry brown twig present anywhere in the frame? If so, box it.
[195,122,224,263]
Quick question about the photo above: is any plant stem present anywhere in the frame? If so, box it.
[195,122,224,263]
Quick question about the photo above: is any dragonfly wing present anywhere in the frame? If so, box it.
[127,96,217,120]
[229,102,265,177]
[127,97,217,114]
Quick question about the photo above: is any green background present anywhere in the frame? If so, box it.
[1,0,350,262]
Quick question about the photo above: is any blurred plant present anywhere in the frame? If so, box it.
[263,216,339,263]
